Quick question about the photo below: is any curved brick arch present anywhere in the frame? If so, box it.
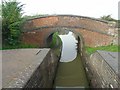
[44,27,85,47]
[23,15,109,33]
[22,15,114,47]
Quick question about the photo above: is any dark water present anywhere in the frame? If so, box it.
[59,32,78,62]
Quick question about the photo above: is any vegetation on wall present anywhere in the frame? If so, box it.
[49,32,62,48]
[117,20,120,28]
[100,15,116,22]
[100,15,120,27]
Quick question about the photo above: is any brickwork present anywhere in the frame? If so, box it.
[22,15,115,47]
[23,16,58,30]
[23,15,109,32]
[22,28,113,47]
[75,29,113,47]
[22,29,52,47]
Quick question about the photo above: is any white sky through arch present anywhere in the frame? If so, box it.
[2,0,120,19]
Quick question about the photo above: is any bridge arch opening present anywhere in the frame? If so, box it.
[45,28,85,54]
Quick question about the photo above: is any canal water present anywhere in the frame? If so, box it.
[54,31,89,88]
[59,32,78,62]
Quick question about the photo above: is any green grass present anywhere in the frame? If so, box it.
[85,45,120,55]
[54,54,89,88]
[1,43,38,50]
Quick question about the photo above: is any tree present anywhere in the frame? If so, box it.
[2,0,24,45]
[0,4,2,16]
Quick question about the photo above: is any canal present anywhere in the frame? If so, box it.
[53,31,89,88]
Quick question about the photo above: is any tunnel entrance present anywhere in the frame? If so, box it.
[47,30,90,88]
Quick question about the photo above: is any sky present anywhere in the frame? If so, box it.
[3,0,120,19]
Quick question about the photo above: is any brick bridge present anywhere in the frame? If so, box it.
[22,15,114,47]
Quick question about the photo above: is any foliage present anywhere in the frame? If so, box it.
[0,4,2,16]
[2,0,24,45]
[85,45,120,55]
[49,32,62,48]
[100,15,120,27]
[100,15,116,21]
[117,20,120,28]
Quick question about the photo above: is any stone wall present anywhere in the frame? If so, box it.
[24,49,60,88]
[2,49,61,89]
[82,51,120,88]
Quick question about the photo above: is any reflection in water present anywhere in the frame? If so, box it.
[59,32,78,62]
[54,31,89,88]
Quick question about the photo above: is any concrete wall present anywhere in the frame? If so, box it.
[22,15,115,47]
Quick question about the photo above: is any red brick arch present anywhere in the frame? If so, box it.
[22,15,114,47]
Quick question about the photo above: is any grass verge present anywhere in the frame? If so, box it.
[1,43,38,50]
[85,45,120,55]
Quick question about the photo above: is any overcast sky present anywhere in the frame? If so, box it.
[5,0,120,19]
